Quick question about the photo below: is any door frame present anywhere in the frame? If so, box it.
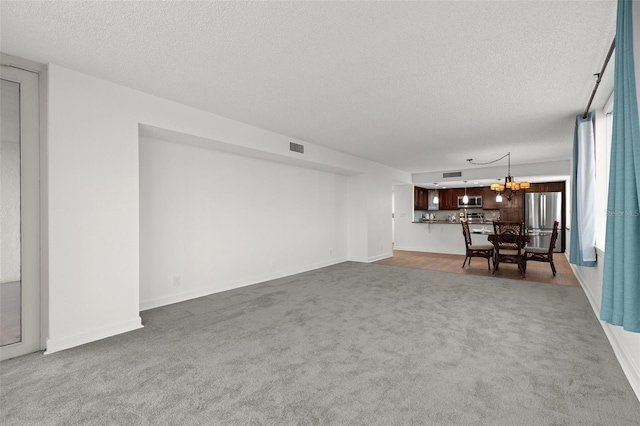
[0,53,48,358]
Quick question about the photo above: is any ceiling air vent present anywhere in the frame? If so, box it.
[290,142,304,154]
[443,171,462,178]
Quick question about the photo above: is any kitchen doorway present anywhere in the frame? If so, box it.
[0,61,42,360]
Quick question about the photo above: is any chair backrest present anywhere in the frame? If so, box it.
[493,221,524,253]
[461,221,472,248]
[547,221,559,255]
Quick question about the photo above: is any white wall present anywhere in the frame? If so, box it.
[46,64,410,353]
[366,174,394,261]
[346,175,369,262]
[344,174,395,262]
[567,239,640,400]
[47,66,144,353]
[566,99,640,401]
[392,185,413,250]
[139,137,348,309]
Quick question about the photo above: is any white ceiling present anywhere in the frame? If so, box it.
[0,1,617,174]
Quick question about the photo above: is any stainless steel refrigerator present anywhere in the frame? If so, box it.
[525,192,562,252]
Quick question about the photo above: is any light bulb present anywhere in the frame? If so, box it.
[496,194,503,202]
[433,195,439,204]
[462,194,469,204]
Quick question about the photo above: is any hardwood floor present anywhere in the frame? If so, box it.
[375,250,580,287]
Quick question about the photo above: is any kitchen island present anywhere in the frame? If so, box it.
[393,184,499,256]
[394,220,494,255]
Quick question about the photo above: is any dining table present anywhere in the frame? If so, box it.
[470,228,531,247]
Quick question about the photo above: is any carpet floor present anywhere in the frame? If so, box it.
[1,262,639,425]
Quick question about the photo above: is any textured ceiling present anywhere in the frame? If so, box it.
[0,1,617,174]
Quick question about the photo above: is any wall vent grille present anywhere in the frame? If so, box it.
[443,171,462,178]
[290,142,304,154]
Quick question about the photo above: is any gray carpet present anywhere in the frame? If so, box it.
[2,262,639,425]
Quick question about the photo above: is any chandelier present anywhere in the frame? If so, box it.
[467,152,530,202]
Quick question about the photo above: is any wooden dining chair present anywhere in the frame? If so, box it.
[524,221,559,276]
[492,221,526,277]
[461,221,494,270]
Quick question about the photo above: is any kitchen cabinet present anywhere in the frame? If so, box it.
[466,187,484,197]
[438,189,460,210]
[499,192,524,222]
[438,191,451,210]
[414,187,429,210]
[482,187,500,210]
[447,187,484,209]
[456,187,483,208]
[414,187,443,210]
[414,185,516,212]
[527,181,565,193]
[433,188,486,210]
[411,183,564,224]
[427,189,439,210]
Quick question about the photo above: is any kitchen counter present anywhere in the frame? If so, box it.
[397,222,493,255]
[470,228,493,234]
[412,220,496,225]
[395,185,498,255]
[412,220,460,224]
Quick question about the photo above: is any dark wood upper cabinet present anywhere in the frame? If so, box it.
[482,187,500,210]
[438,189,460,210]
[414,186,500,211]
[526,181,566,193]
[498,192,524,222]
[466,187,484,197]
[414,186,429,210]
[411,182,564,229]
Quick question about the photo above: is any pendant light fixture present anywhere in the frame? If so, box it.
[467,152,530,202]
[462,181,469,205]
[489,152,530,202]
[433,183,439,204]
[495,179,503,202]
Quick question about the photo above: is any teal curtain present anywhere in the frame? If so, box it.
[570,113,597,267]
[601,0,640,332]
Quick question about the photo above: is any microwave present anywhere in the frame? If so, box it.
[457,196,483,208]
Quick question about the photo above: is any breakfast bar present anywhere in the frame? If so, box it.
[401,220,495,255]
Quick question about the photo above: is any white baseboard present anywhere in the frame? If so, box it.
[348,251,394,263]
[367,251,393,263]
[392,246,432,252]
[140,257,348,311]
[569,261,640,402]
[393,246,464,255]
[45,317,143,355]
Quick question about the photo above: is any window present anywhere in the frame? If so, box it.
[594,92,613,251]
